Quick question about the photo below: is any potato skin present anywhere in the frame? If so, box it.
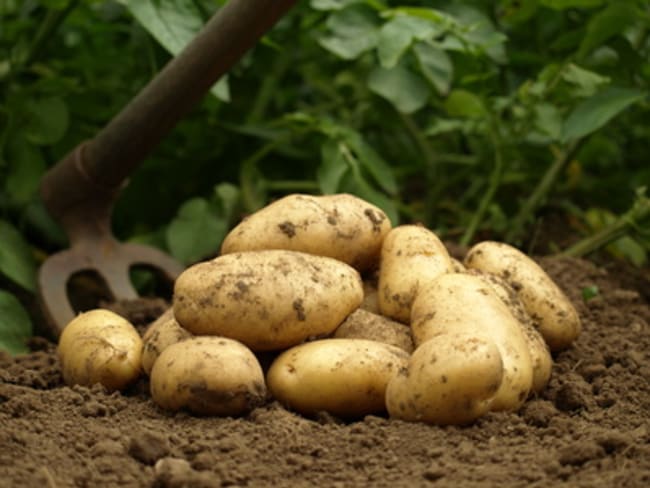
[150,337,266,416]
[464,241,581,351]
[378,225,454,323]
[334,309,414,354]
[57,309,142,391]
[386,334,504,425]
[220,193,391,272]
[173,250,363,351]
[411,273,533,411]
[141,308,192,376]
[266,338,409,417]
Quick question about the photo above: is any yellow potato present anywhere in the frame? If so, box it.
[141,308,192,376]
[150,337,266,416]
[378,225,454,323]
[411,273,533,411]
[334,309,414,354]
[386,333,504,425]
[266,338,409,417]
[464,241,581,351]
[173,250,363,351]
[468,270,552,394]
[57,309,142,391]
[220,193,391,271]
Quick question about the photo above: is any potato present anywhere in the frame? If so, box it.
[361,277,380,314]
[450,257,466,273]
[220,193,391,272]
[266,338,409,417]
[468,270,552,394]
[378,225,454,323]
[173,250,363,351]
[57,309,142,391]
[141,308,192,376]
[386,333,504,425]
[464,241,581,351]
[334,309,414,354]
[411,273,533,411]
[150,337,266,416]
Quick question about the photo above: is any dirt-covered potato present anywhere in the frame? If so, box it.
[141,309,192,376]
[266,338,409,417]
[150,337,266,416]
[386,333,504,425]
[464,241,581,351]
[411,273,533,411]
[334,309,414,353]
[57,309,142,391]
[220,193,391,272]
[173,250,363,351]
[468,270,552,394]
[378,225,454,323]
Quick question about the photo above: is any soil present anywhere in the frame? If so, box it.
[1,256,649,487]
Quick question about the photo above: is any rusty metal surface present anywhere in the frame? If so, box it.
[38,0,297,336]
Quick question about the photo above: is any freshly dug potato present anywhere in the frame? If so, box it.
[411,273,533,411]
[334,309,414,353]
[464,241,581,351]
[141,308,192,376]
[386,333,504,425]
[150,337,266,416]
[468,270,552,394]
[220,193,391,272]
[173,250,363,351]
[58,309,142,391]
[378,225,454,323]
[450,257,466,273]
[267,338,409,417]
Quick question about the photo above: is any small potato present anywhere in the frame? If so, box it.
[468,270,552,394]
[464,241,581,351]
[150,337,266,416]
[411,273,533,411]
[220,193,391,272]
[378,225,454,323]
[58,309,142,391]
[267,339,409,417]
[174,250,363,351]
[141,309,192,376]
[334,309,414,354]
[386,333,504,425]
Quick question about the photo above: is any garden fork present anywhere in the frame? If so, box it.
[38,0,297,336]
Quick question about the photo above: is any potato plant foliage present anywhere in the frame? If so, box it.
[1,0,649,353]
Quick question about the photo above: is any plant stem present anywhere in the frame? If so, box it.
[505,138,584,244]
[246,47,291,124]
[23,0,80,68]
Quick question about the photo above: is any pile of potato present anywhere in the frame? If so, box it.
[57,193,581,425]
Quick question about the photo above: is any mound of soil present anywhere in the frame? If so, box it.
[1,256,649,487]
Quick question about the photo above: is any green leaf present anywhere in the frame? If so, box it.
[121,0,230,101]
[4,136,46,205]
[23,97,69,146]
[540,0,604,9]
[310,0,363,11]
[165,198,227,264]
[562,87,646,142]
[0,220,37,292]
[377,16,436,68]
[561,63,610,97]
[342,130,398,195]
[0,291,32,355]
[444,89,486,118]
[581,285,599,302]
[534,103,562,140]
[212,182,240,222]
[413,41,453,96]
[318,139,349,194]
[367,65,430,114]
[319,6,379,60]
[578,3,639,59]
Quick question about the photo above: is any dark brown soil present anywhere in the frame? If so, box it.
[1,256,649,487]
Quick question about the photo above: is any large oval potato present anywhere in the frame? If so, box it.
[150,337,266,416]
[411,273,533,411]
[58,309,142,391]
[386,333,504,425]
[378,225,454,323]
[267,338,409,417]
[173,250,363,351]
[334,309,414,354]
[141,308,192,376]
[464,241,581,351]
[220,193,391,271]
[468,270,552,394]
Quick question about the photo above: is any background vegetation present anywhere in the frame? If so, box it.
[1,0,649,353]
